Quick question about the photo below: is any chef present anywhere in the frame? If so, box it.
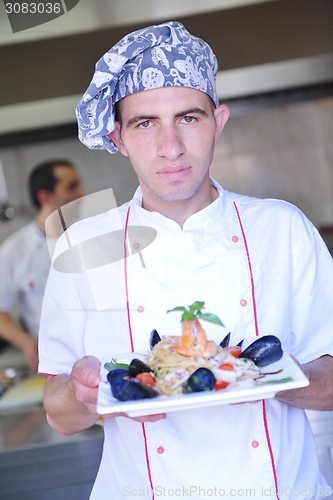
[0,159,83,370]
[38,22,333,499]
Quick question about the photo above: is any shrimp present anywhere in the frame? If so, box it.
[171,319,217,359]
[180,319,196,348]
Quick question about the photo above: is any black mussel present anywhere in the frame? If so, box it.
[237,339,244,348]
[107,368,129,384]
[184,368,216,393]
[111,378,158,401]
[128,358,153,378]
[239,335,283,367]
[150,329,161,350]
[220,332,231,348]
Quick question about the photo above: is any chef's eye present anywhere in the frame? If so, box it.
[139,120,152,128]
[182,116,195,123]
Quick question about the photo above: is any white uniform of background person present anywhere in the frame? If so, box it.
[0,160,83,371]
[38,180,333,500]
[0,221,50,338]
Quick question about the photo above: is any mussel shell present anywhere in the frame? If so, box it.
[111,378,158,401]
[184,368,216,393]
[128,359,153,377]
[239,335,283,366]
[150,329,161,350]
[107,368,129,384]
[220,332,231,348]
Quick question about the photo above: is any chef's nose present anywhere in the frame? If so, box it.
[157,124,185,160]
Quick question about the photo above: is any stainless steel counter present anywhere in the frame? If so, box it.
[0,407,104,500]
[0,346,104,499]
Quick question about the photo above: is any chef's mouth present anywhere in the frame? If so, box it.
[157,166,191,180]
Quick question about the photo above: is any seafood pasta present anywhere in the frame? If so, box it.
[145,335,261,396]
[106,303,283,400]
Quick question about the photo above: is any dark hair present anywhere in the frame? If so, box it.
[28,159,75,209]
[114,100,122,127]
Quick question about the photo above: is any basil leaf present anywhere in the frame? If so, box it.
[259,377,293,385]
[167,301,224,327]
[104,358,129,371]
[197,312,224,326]
[167,306,186,313]
[189,301,205,313]
[182,310,196,321]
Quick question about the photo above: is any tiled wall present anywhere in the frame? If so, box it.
[211,94,333,226]
[211,95,333,229]
[1,94,333,244]
[0,138,137,244]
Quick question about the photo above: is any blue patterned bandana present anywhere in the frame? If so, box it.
[76,21,219,154]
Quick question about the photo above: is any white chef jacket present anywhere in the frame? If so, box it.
[0,221,51,338]
[38,179,333,500]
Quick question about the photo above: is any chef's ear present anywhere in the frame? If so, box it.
[108,123,129,157]
[214,105,229,145]
[37,189,54,208]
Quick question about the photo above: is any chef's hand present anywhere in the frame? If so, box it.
[70,355,102,414]
[70,356,166,423]
[120,413,166,423]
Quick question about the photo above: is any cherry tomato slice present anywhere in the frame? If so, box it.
[218,363,234,371]
[224,346,242,358]
[214,380,229,390]
[136,373,156,388]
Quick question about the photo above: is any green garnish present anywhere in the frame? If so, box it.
[167,301,224,326]
[104,358,130,371]
[259,377,293,385]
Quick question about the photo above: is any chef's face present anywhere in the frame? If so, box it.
[109,87,229,208]
[50,165,84,210]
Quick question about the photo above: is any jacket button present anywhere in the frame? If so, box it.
[251,441,259,448]
[134,242,140,249]
[240,299,247,306]
[157,447,164,454]
[232,236,238,242]
[137,306,144,313]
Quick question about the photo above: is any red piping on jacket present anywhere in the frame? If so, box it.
[233,201,280,500]
[141,422,155,499]
[233,201,259,337]
[124,207,135,353]
[262,400,280,499]
[124,207,155,500]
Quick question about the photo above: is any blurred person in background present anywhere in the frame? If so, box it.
[0,159,83,371]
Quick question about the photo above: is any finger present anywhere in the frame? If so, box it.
[231,400,261,405]
[102,412,167,422]
[83,355,101,371]
[81,368,101,387]
[72,367,101,387]
[129,413,167,422]
[72,360,101,388]
[71,379,99,410]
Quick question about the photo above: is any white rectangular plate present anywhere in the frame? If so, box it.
[97,349,309,417]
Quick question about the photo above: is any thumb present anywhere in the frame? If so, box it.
[87,370,101,387]
[72,356,101,387]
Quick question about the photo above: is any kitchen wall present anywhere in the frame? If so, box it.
[0,138,137,243]
[211,94,333,227]
[1,93,333,245]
